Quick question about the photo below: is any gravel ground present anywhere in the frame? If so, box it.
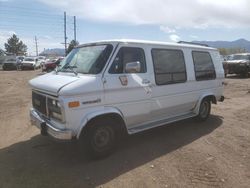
[0,70,250,188]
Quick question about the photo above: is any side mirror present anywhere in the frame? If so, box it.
[125,61,141,73]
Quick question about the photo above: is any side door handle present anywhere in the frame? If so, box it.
[142,79,151,84]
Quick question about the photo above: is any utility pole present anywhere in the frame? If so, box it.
[64,11,67,56]
[35,36,38,56]
[73,16,76,42]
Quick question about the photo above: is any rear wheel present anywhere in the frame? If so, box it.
[196,99,211,121]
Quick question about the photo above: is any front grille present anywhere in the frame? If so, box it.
[22,63,33,66]
[32,92,47,115]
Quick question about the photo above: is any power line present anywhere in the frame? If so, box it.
[0,4,78,55]
[35,36,38,56]
[64,12,67,56]
[74,16,77,41]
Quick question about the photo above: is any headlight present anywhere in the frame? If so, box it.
[47,98,63,121]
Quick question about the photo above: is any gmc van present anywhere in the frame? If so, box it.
[29,39,224,158]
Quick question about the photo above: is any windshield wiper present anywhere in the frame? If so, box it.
[57,65,78,76]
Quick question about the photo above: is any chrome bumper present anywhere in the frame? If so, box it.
[30,108,72,140]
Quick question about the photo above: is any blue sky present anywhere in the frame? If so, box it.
[1,0,250,55]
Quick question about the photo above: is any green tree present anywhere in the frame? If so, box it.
[4,34,27,55]
[219,47,248,55]
[218,48,227,55]
[67,40,79,54]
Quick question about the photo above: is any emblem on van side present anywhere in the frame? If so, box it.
[82,98,101,105]
[119,76,128,86]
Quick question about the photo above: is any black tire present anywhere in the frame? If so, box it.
[196,98,211,122]
[79,119,117,159]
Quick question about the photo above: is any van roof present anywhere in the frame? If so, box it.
[78,39,217,51]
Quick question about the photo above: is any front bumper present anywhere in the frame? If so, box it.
[30,108,72,140]
[21,63,35,69]
[227,64,249,74]
[3,63,17,70]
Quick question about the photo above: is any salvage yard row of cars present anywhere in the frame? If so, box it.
[0,55,64,72]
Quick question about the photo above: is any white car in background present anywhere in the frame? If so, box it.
[21,57,40,70]
[38,56,46,66]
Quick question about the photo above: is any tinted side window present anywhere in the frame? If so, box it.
[109,47,146,74]
[152,49,187,85]
[192,51,216,81]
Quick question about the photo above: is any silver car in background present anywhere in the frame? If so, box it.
[21,57,40,70]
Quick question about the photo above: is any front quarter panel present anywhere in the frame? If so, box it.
[59,75,110,136]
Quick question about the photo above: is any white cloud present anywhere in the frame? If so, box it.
[169,34,181,42]
[39,0,250,28]
[160,26,176,34]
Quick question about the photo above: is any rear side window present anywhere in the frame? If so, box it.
[109,47,146,74]
[192,51,216,81]
[152,49,187,85]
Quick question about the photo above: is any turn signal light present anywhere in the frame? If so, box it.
[68,101,80,108]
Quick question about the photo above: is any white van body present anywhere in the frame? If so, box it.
[29,39,224,156]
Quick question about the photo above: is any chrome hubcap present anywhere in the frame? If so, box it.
[200,101,209,118]
[93,127,111,149]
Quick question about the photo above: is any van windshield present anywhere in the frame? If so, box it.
[58,44,113,74]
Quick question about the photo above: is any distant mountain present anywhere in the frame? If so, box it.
[193,39,250,52]
[39,48,65,57]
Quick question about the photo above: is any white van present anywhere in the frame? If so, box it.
[29,39,224,158]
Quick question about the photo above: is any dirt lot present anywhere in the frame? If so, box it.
[0,70,250,188]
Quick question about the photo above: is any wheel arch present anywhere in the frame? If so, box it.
[76,107,127,139]
[194,93,217,114]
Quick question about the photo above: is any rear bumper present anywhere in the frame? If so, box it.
[30,108,72,140]
[21,64,35,69]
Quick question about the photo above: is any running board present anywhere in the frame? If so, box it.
[128,112,196,134]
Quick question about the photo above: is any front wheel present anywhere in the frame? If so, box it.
[196,99,211,121]
[79,120,116,159]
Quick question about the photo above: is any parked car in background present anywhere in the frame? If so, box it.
[21,57,40,70]
[42,57,64,72]
[222,61,229,77]
[16,56,25,69]
[16,56,25,63]
[220,55,228,77]
[226,53,250,77]
[2,56,18,70]
[0,49,7,69]
[38,56,46,67]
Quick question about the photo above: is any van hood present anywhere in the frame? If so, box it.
[29,73,80,95]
